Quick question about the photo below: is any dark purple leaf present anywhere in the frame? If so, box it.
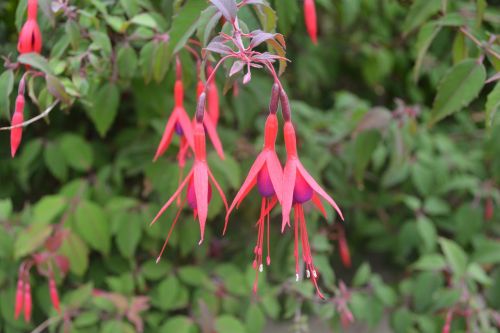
[229,61,245,77]
[210,0,237,22]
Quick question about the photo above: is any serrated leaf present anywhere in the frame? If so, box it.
[439,237,468,277]
[18,53,53,74]
[44,142,69,181]
[485,82,500,131]
[0,70,14,119]
[86,83,120,137]
[403,0,441,34]
[60,134,94,171]
[75,201,111,255]
[413,22,441,82]
[168,0,207,59]
[430,59,486,124]
[14,224,52,259]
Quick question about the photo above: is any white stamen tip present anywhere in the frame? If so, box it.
[306,270,311,278]
[295,274,299,282]
[259,264,263,272]
[313,270,317,278]
[155,257,161,264]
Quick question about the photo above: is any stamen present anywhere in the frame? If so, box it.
[306,269,310,278]
[259,264,263,272]
[156,195,187,262]
[296,273,299,282]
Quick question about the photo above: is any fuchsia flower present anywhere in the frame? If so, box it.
[151,93,228,262]
[304,0,318,44]
[225,85,283,292]
[11,95,25,158]
[18,0,42,54]
[280,94,343,296]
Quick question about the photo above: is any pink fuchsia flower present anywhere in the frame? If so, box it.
[225,84,282,293]
[18,0,42,54]
[304,0,318,45]
[281,120,343,298]
[11,95,25,157]
[151,94,228,262]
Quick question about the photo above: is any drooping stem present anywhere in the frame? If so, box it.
[0,100,59,131]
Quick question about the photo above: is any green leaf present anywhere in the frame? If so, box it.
[215,315,246,333]
[130,13,159,29]
[167,0,207,60]
[86,83,120,137]
[159,316,196,333]
[413,22,441,82]
[353,130,381,187]
[89,31,112,55]
[14,224,52,259]
[178,266,209,286]
[472,238,500,264]
[60,134,94,172]
[0,199,13,220]
[439,238,468,277]
[275,0,299,34]
[467,263,492,285]
[120,0,139,17]
[413,254,446,271]
[0,70,14,119]
[152,41,170,83]
[485,82,500,131]
[403,0,441,34]
[416,216,437,252]
[18,53,53,74]
[353,262,371,286]
[430,59,486,124]
[139,41,156,83]
[45,74,72,104]
[246,304,265,333]
[115,214,142,258]
[75,201,111,255]
[59,231,89,276]
[44,142,69,181]
[117,45,138,79]
[32,195,67,225]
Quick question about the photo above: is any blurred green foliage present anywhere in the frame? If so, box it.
[0,0,500,332]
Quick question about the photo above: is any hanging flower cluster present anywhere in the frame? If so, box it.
[9,0,43,157]
[15,230,69,322]
[148,0,345,298]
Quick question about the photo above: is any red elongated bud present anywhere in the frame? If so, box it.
[18,19,42,54]
[196,80,205,98]
[174,80,184,107]
[338,227,351,268]
[49,278,61,312]
[14,279,24,319]
[485,197,494,221]
[23,282,32,322]
[304,0,318,44]
[263,113,278,149]
[284,121,298,157]
[207,65,220,125]
[11,95,25,158]
[442,310,453,333]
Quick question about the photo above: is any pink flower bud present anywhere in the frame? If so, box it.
[14,279,24,319]
[49,278,60,312]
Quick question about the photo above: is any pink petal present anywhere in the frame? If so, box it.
[281,160,297,232]
[203,115,225,160]
[194,161,209,242]
[265,151,283,202]
[224,153,266,233]
[153,111,178,161]
[150,169,193,225]
[236,178,256,209]
[176,106,195,149]
[312,194,327,219]
[208,167,228,212]
[296,162,344,221]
